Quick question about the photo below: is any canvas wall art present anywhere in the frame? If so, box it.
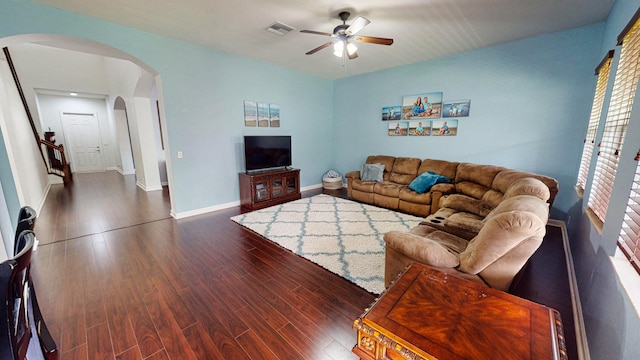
[388,121,408,136]
[402,92,442,119]
[442,100,471,118]
[409,121,430,136]
[244,100,257,127]
[382,106,402,121]
[431,119,458,136]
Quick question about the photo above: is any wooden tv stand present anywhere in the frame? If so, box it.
[353,263,567,360]
[239,168,301,211]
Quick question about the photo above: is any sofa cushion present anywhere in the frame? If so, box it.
[366,155,396,181]
[492,170,558,205]
[502,177,550,202]
[459,195,549,275]
[418,159,459,180]
[454,163,505,200]
[408,171,452,194]
[389,157,422,185]
[384,229,462,268]
[441,194,493,217]
[361,163,385,182]
[374,182,404,197]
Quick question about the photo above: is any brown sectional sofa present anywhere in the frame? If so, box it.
[345,155,559,292]
[345,155,558,218]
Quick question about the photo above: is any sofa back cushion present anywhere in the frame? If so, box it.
[458,195,549,290]
[390,157,422,185]
[418,159,459,180]
[366,155,396,181]
[491,169,559,205]
[454,163,505,201]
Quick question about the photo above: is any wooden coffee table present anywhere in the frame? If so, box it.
[353,263,567,360]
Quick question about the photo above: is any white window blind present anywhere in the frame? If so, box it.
[619,164,640,274]
[587,18,640,223]
[576,52,614,196]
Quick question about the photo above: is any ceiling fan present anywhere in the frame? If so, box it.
[300,11,393,59]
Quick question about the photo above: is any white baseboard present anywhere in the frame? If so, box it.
[172,183,325,219]
[548,219,590,360]
[136,181,163,192]
[172,200,241,219]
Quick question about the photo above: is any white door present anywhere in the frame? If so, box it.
[61,113,104,173]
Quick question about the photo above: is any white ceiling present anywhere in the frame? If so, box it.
[30,0,615,80]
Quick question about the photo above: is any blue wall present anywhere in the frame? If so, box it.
[1,0,640,357]
[569,0,640,358]
[0,0,334,214]
[333,24,604,220]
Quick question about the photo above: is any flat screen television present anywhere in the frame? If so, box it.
[244,135,292,171]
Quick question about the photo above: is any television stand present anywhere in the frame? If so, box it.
[239,168,301,211]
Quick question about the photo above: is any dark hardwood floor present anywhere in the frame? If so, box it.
[30,171,577,359]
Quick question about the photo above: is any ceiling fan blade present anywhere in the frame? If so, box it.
[300,29,333,37]
[346,16,370,36]
[348,50,359,60]
[353,36,394,46]
[305,42,332,55]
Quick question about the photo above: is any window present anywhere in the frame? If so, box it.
[619,163,640,274]
[575,51,614,197]
[587,12,640,228]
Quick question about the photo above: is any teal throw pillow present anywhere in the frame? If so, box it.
[361,163,385,182]
[408,171,451,194]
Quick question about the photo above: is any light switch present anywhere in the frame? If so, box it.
[177,151,183,158]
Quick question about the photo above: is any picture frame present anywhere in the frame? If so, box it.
[382,106,402,121]
[431,119,458,136]
[402,92,443,119]
[442,99,470,118]
[388,121,409,136]
[409,121,430,136]
[257,102,269,127]
[269,103,280,127]
[244,100,257,127]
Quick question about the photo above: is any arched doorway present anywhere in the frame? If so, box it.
[0,34,172,249]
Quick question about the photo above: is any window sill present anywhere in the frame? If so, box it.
[611,248,640,316]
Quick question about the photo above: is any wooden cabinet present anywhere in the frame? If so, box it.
[239,168,301,211]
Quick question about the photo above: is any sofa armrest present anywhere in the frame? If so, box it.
[429,183,456,214]
[384,231,460,268]
[345,170,361,180]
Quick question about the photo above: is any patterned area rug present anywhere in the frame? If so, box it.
[230,194,423,294]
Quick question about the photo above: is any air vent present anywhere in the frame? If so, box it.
[265,21,295,36]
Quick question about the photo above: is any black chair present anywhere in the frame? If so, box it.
[6,230,35,360]
[14,206,36,257]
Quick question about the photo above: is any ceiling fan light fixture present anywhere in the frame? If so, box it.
[333,40,344,57]
[347,42,358,56]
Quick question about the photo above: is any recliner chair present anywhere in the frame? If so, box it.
[384,193,549,292]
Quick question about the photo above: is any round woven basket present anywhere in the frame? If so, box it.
[322,176,343,190]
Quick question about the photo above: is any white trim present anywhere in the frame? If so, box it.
[172,200,240,219]
[35,182,51,217]
[610,248,640,317]
[548,219,590,360]
[136,181,162,192]
[171,183,324,219]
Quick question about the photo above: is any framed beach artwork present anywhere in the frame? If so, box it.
[257,102,269,127]
[402,92,442,119]
[431,119,458,136]
[382,106,402,121]
[442,99,471,118]
[244,100,257,127]
[409,121,430,136]
[388,121,408,136]
[269,103,280,127]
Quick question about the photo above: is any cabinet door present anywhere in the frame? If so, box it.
[254,180,270,201]
[271,176,284,197]
[285,174,298,194]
